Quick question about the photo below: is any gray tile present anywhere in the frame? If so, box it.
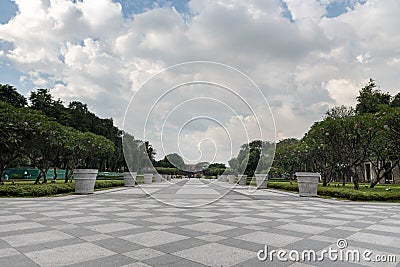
[153,237,208,253]
[93,238,144,253]
[0,254,39,267]
[144,253,205,267]
[174,243,254,266]
[121,230,189,247]
[66,254,136,267]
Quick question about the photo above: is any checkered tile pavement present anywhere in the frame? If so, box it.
[0,179,399,266]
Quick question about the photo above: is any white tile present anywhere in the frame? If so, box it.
[196,234,228,242]
[0,222,44,233]
[181,222,236,233]
[123,248,165,260]
[174,243,253,266]
[303,218,349,226]
[25,242,115,267]
[143,216,188,224]
[3,230,73,247]
[235,231,302,247]
[224,216,268,225]
[348,232,400,248]
[59,216,108,224]
[0,248,20,258]
[121,230,189,247]
[86,222,140,233]
[275,223,329,234]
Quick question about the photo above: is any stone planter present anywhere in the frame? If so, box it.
[296,172,320,197]
[167,175,172,181]
[228,175,235,184]
[123,172,136,187]
[237,175,247,186]
[143,173,153,184]
[255,174,268,189]
[155,174,162,183]
[221,174,228,182]
[74,169,98,194]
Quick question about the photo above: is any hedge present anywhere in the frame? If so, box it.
[266,182,400,202]
[0,180,125,197]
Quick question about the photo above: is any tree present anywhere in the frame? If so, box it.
[203,163,226,176]
[356,79,391,114]
[273,138,302,180]
[29,89,70,123]
[0,84,27,107]
[325,105,355,119]
[229,140,275,177]
[391,92,400,108]
[0,102,29,182]
[368,107,400,187]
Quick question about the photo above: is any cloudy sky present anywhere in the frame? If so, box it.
[1,0,399,163]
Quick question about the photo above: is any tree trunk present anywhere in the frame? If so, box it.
[64,167,69,183]
[53,167,58,181]
[353,167,359,190]
[0,168,4,184]
[42,169,48,184]
[370,161,399,188]
[34,172,42,184]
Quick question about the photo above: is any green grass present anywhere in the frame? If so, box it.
[248,180,400,202]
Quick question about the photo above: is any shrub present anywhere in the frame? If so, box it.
[0,179,125,197]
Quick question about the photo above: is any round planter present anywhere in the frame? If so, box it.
[296,172,320,197]
[123,172,136,187]
[143,173,153,184]
[74,169,98,194]
[237,175,247,186]
[255,174,268,189]
[228,175,235,184]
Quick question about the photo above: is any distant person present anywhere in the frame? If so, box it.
[4,174,8,181]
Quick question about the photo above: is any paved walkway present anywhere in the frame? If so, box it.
[1,179,400,267]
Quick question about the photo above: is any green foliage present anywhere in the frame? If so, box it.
[156,153,186,169]
[356,79,391,114]
[0,180,124,197]
[0,84,27,107]
[230,140,275,177]
[155,167,182,174]
[265,182,400,202]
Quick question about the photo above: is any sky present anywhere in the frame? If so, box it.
[0,0,399,164]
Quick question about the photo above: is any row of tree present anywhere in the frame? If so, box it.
[272,79,400,189]
[0,100,114,183]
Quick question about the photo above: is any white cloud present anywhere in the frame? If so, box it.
[1,0,400,162]
[325,78,360,107]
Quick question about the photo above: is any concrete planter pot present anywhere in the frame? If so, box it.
[255,174,268,189]
[123,172,136,187]
[155,174,162,183]
[296,172,320,197]
[238,175,247,186]
[228,175,235,184]
[167,175,172,181]
[143,173,153,184]
[74,169,98,194]
[221,175,228,182]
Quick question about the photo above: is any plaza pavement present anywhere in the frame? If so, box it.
[0,178,400,267]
